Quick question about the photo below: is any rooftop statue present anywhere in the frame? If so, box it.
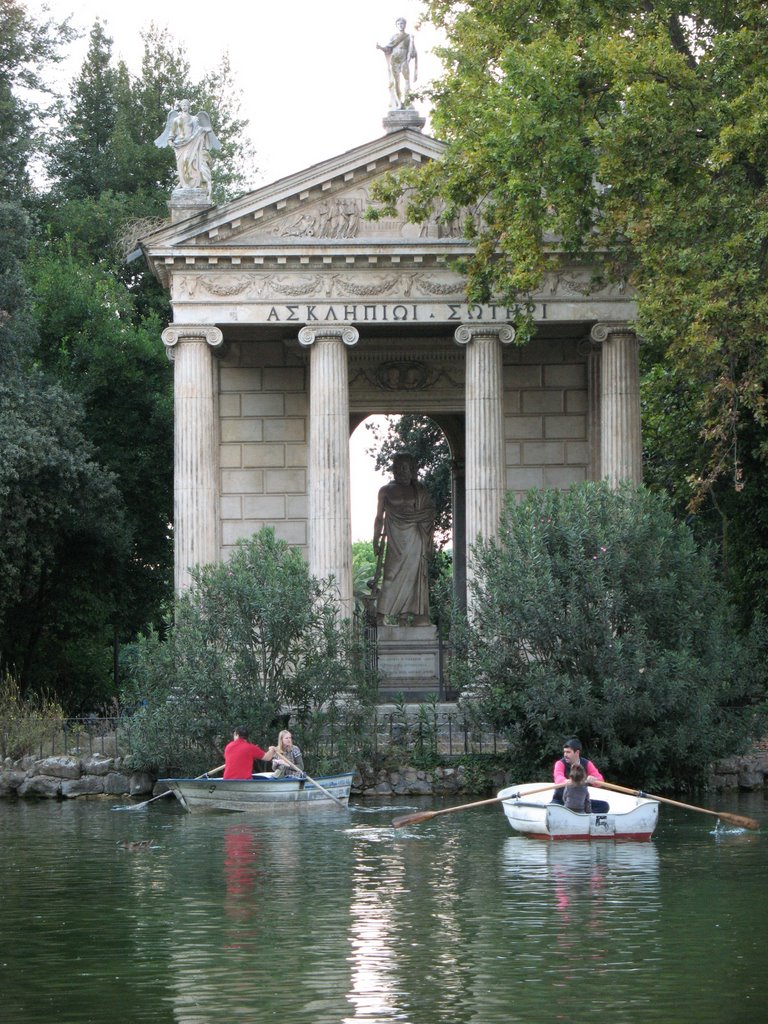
[377,17,418,110]
[372,453,435,626]
[154,99,221,199]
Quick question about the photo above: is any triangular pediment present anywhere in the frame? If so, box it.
[142,129,452,263]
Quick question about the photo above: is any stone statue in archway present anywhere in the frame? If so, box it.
[377,17,418,110]
[372,453,435,625]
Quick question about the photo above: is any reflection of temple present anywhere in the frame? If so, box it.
[142,110,640,696]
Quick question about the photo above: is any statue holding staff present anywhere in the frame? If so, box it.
[377,17,418,109]
[154,99,221,199]
[372,453,435,626]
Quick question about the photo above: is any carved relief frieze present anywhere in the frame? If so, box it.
[274,195,364,239]
[173,270,470,303]
[375,360,435,391]
[538,270,627,298]
[349,350,464,393]
[412,275,465,297]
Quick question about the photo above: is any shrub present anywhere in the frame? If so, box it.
[0,671,65,761]
[459,482,768,789]
[121,529,375,775]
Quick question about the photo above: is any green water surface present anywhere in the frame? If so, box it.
[1,791,766,1024]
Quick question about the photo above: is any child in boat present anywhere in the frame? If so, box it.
[563,763,592,813]
[272,729,305,778]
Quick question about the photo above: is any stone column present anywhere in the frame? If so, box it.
[454,323,515,593]
[298,324,360,617]
[162,325,224,591]
[590,323,642,487]
[586,342,602,481]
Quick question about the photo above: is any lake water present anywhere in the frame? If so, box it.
[1,790,766,1024]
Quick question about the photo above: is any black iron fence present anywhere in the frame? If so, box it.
[2,710,508,765]
[1,716,133,762]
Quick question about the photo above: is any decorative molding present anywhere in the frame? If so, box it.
[454,322,516,347]
[297,324,360,348]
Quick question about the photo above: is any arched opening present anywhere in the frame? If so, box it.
[349,412,463,651]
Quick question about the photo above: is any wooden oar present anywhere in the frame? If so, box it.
[392,782,567,829]
[598,781,760,832]
[274,754,348,809]
[113,764,225,811]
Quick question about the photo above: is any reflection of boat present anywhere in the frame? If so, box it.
[498,782,658,840]
[161,772,354,813]
[502,835,660,875]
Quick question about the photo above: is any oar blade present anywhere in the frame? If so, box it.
[392,810,438,829]
[719,811,760,832]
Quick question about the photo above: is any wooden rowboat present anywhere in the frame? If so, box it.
[160,771,354,813]
[497,782,658,841]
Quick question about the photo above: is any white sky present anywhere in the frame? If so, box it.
[28,0,445,540]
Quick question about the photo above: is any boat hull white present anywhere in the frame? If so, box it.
[498,782,658,840]
[160,772,354,813]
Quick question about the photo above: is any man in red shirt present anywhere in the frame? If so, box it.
[223,727,279,779]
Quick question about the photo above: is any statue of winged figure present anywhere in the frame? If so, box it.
[154,99,221,198]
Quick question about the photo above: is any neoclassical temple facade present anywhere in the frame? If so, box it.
[142,124,640,617]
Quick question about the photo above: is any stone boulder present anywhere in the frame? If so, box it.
[0,770,26,796]
[129,772,154,796]
[34,756,81,780]
[104,772,131,795]
[82,754,115,776]
[62,776,106,798]
[18,775,61,799]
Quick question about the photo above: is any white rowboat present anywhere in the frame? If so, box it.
[161,772,354,813]
[498,782,658,840]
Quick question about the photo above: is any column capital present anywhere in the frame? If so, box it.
[590,321,638,345]
[298,324,359,348]
[454,322,515,347]
[162,324,224,362]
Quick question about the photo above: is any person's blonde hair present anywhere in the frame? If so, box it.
[276,729,294,756]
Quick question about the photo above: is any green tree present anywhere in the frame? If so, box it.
[27,244,174,641]
[46,19,119,201]
[122,530,370,776]
[0,0,74,201]
[0,371,129,706]
[460,483,768,789]
[373,1,768,504]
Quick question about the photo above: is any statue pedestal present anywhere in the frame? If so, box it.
[382,108,426,134]
[169,188,212,223]
[377,624,440,700]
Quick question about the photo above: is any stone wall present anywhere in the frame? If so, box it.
[4,749,768,801]
[502,337,591,496]
[219,339,309,561]
[0,754,151,800]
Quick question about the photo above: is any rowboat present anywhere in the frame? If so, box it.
[160,771,354,813]
[497,782,658,840]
